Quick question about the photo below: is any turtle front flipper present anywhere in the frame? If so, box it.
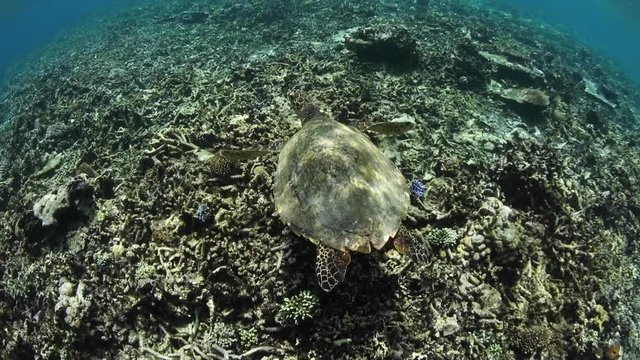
[316,243,351,292]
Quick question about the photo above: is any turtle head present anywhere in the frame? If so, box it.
[290,91,328,124]
[298,102,326,124]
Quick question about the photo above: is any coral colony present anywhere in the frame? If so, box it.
[410,178,426,199]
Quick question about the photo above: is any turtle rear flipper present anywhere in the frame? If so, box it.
[393,226,430,263]
[316,243,351,292]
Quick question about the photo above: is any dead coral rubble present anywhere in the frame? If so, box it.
[0,0,640,359]
[32,175,95,227]
[345,24,421,70]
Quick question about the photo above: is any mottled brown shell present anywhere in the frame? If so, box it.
[274,115,409,253]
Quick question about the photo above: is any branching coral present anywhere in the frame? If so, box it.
[427,228,459,248]
[278,290,319,325]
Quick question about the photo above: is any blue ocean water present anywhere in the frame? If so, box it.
[0,0,143,84]
[1,0,638,86]
[492,0,640,85]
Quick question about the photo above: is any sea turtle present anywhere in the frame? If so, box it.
[274,103,416,292]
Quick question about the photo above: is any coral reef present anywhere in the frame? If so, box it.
[345,24,420,70]
[510,325,553,356]
[410,178,426,199]
[32,175,95,226]
[0,0,639,358]
[277,290,320,326]
[426,227,458,248]
[54,280,91,329]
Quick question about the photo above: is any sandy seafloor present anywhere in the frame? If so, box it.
[1,0,640,359]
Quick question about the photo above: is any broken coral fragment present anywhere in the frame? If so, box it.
[32,176,95,226]
[345,24,420,69]
[584,78,617,108]
[219,149,273,161]
[33,186,68,226]
[488,80,549,107]
[479,50,544,79]
[33,152,64,178]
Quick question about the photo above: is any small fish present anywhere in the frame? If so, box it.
[368,121,415,135]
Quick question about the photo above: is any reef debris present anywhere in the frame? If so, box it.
[345,24,420,70]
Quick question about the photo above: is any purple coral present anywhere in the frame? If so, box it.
[410,179,426,199]
[194,203,210,224]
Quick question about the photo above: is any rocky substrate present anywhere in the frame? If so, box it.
[1,0,640,359]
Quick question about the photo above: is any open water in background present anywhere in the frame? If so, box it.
[490,0,640,86]
[0,0,639,85]
[0,0,143,84]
